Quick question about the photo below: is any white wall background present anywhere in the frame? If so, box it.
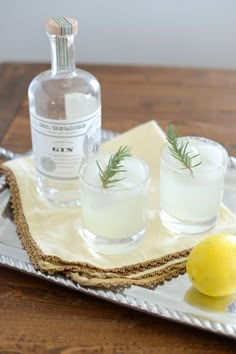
[1,0,236,69]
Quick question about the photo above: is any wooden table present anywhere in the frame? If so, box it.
[0,63,236,353]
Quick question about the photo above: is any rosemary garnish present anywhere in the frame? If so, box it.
[97,146,131,188]
[166,125,202,176]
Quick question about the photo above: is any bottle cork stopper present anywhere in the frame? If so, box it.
[46,17,78,35]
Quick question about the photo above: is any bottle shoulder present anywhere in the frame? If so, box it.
[75,68,100,86]
[28,68,100,98]
[29,68,99,85]
[29,69,51,83]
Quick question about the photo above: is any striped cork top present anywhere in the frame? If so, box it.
[46,17,78,35]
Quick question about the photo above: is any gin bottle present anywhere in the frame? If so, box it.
[28,17,101,206]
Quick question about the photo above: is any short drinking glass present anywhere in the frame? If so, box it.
[79,154,150,254]
[160,137,228,234]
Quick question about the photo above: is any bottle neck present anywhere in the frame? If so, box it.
[49,34,76,75]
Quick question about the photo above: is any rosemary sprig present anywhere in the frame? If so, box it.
[97,146,131,188]
[166,125,202,176]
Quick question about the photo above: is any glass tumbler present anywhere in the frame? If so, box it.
[79,154,150,254]
[159,137,228,234]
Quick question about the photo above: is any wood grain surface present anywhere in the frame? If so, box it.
[0,63,236,353]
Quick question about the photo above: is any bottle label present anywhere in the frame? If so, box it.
[30,107,101,180]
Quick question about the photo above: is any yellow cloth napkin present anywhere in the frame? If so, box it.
[1,121,236,288]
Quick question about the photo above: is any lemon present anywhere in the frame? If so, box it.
[186,234,236,297]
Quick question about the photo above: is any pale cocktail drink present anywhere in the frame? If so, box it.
[79,154,150,254]
[160,137,228,234]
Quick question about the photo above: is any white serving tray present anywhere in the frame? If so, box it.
[0,130,236,339]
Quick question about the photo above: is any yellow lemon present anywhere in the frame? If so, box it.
[186,234,236,297]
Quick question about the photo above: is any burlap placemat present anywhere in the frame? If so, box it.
[1,121,236,288]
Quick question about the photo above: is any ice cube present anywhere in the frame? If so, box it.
[185,142,202,167]
[198,144,225,167]
[123,159,148,182]
[166,139,202,169]
[82,158,101,186]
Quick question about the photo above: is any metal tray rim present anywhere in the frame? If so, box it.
[1,130,236,339]
[1,252,236,339]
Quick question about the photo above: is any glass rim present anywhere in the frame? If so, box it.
[161,136,229,174]
[79,153,151,192]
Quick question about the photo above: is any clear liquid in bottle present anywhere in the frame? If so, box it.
[28,17,101,206]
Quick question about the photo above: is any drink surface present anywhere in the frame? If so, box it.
[82,157,148,189]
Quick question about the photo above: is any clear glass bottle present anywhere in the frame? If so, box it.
[28,17,101,207]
